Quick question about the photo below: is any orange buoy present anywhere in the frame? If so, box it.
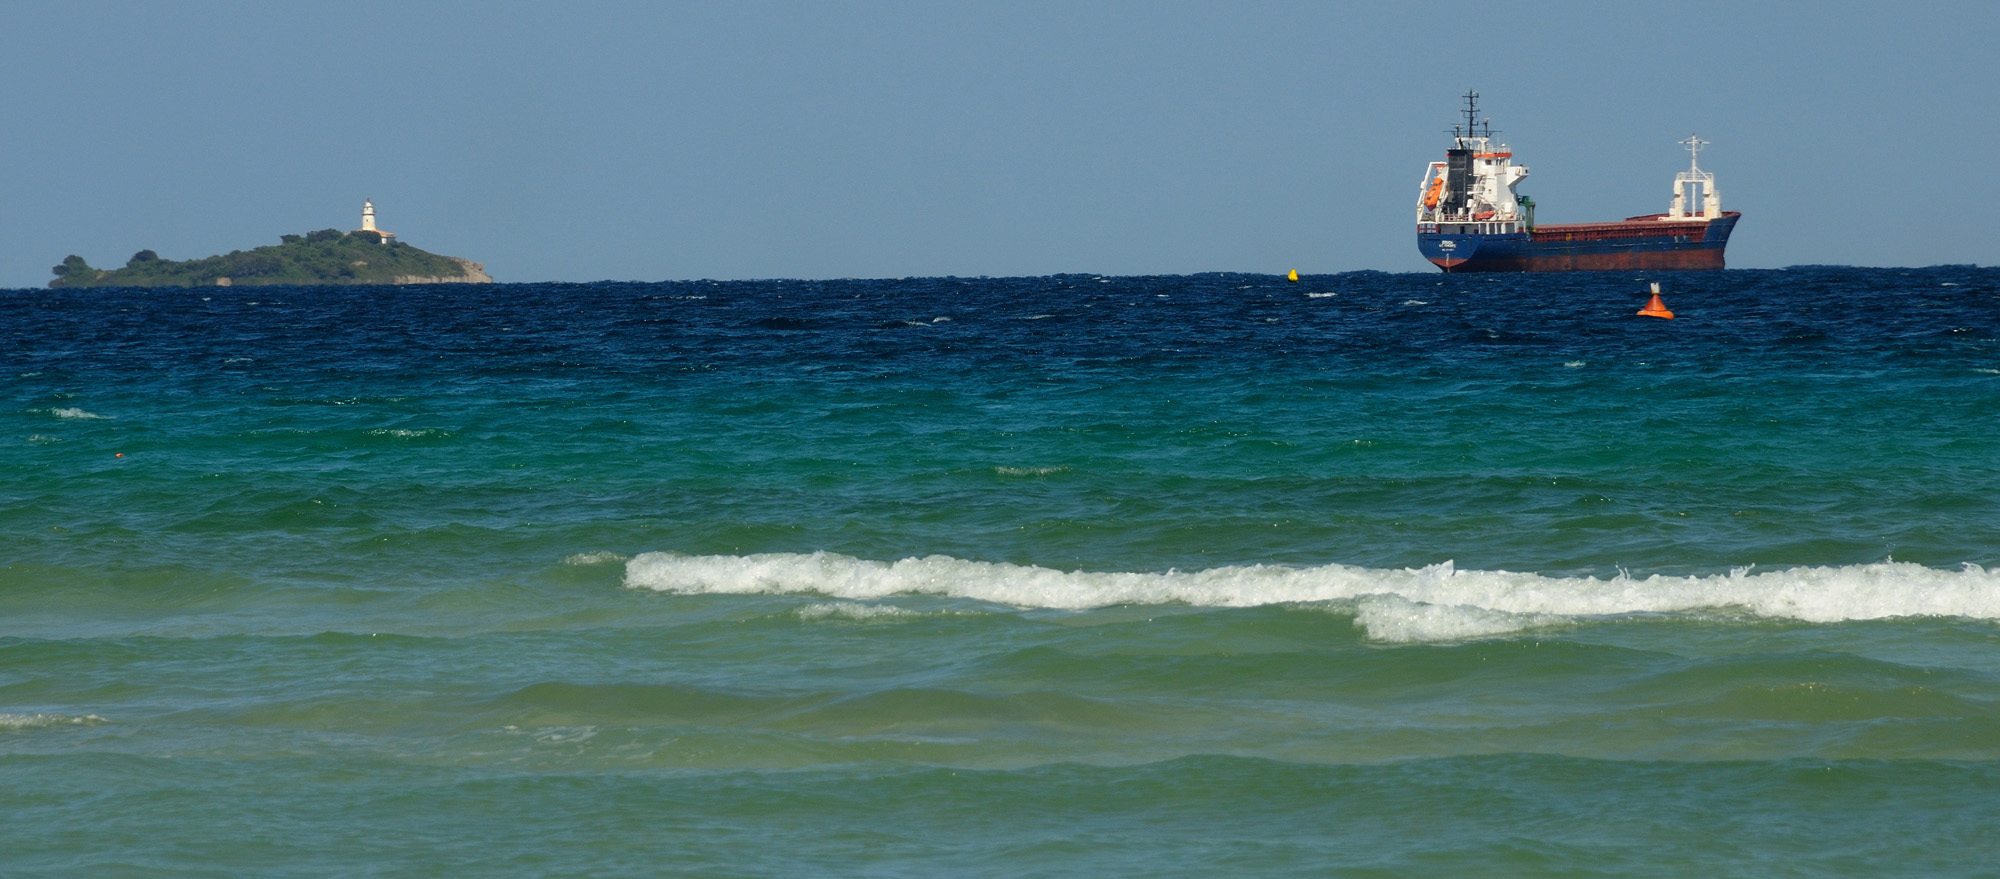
[1637,282,1674,319]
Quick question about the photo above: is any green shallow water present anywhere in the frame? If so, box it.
[4,269,2000,875]
[8,754,1999,877]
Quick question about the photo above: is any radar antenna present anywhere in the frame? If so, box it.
[1445,91,1500,142]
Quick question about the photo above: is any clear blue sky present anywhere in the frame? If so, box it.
[4,1,1993,285]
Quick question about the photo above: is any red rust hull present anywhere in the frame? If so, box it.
[1425,247,1727,272]
[1418,212,1739,273]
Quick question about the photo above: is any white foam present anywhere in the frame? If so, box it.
[994,465,1069,476]
[797,601,927,620]
[502,724,599,744]
[0,713,107,730]
[367,428,449,439]
[624,552,2000,641]
[1565,361,1587,368]
[49,407,108,420]
[1306,292,1338,298]
[27,434,62,444]
[564,551,628,566]
[1351,595,1561,642]
[1402,299,1428,306]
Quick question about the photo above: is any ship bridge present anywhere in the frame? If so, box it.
[1415,91,1530,236]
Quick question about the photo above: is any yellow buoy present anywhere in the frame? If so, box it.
[1286,269,1299,282]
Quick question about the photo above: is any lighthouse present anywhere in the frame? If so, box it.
[356,199,397,243]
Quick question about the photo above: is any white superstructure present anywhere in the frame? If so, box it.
[1666,135,1722,220]
[1414,92,1529,234]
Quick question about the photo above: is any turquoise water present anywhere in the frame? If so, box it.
[4,267,1998,876]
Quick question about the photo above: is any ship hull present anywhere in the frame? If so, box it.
[1418,212,1739,272]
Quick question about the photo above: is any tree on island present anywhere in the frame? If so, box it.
[51,255,92,279]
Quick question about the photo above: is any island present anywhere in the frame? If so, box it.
[49,200,491,288]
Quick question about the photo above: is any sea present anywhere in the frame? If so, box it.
[4,266,1998,877]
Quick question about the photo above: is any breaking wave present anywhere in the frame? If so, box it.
[625,552,2000,642]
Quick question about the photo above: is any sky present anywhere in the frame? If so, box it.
[3,1,1994,286]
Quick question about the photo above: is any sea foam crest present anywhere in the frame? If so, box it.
[796,601,934,621]
[994,465,1070,476]
[563,551,629,566]
[0,713,107,730]
[1352,595,1562,642]
[624,552,2000,641]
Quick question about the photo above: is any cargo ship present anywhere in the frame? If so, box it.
[1415,92,1739,272]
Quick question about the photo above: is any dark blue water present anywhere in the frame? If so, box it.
[4,266,1998,876]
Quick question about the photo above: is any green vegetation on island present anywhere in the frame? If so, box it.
[49,229,490,288]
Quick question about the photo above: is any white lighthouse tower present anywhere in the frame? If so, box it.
[357,199,396,243]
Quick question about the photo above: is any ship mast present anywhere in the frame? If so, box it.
[1681,133,1708,172]
[1453,90,1495,146]
[1667,133,1721,220]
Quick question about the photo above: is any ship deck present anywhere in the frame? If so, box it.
[1530,212,1739,242]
